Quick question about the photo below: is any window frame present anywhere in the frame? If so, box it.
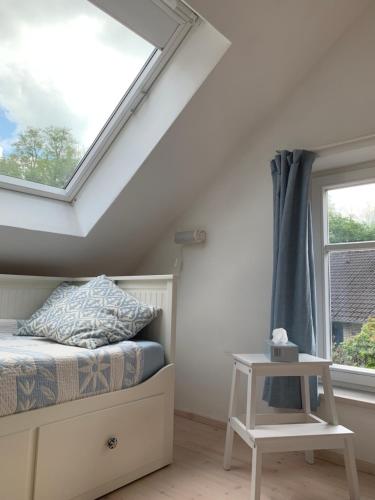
[312,162,375,391]
[0,0,197,202]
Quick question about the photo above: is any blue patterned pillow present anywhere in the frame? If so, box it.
[30,275,160,349]
[16,282,77,336]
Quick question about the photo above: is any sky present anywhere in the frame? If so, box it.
[0,0,154,157]
[0,109,16,157]
[328,183,375,223]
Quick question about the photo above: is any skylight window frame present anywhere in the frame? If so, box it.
[0,0,198,202]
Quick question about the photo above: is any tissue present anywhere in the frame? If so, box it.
[272,328,288,344]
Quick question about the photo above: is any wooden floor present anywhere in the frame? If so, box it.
[103,415,375,499]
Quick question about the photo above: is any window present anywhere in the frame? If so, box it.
[313,166,375,390]
[0,0,196,200]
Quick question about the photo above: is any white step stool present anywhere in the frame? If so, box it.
[223,353,360,500]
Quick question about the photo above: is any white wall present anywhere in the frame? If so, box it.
[137,3,375,463]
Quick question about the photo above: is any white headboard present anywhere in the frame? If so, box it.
[0,274,177,364]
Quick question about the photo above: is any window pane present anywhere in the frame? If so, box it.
[327,183,375,243]
[0,0,154,189]
[329,250,375,369]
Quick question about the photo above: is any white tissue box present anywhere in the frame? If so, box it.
[265,340,299,362]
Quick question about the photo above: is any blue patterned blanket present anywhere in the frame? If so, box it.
[0,324,163,417]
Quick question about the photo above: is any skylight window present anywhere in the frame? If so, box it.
[0,0,154,190]
[0,0,197,199]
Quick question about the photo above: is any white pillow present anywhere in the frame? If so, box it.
[0,319,18,336]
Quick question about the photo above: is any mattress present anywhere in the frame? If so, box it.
[0,327,164,418]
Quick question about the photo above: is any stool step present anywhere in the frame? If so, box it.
[250,423,353,441]
[231,418,354,452]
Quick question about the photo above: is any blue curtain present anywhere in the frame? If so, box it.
[263,150,318,410]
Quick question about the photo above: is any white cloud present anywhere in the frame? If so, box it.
[328,183,375,222]
[0,0,153,149]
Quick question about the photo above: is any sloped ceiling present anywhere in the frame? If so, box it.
[0,0,370,276]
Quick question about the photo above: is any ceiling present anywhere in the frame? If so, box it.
[0,0,370,276]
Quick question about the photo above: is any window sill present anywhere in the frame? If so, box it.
[319,385,375,410]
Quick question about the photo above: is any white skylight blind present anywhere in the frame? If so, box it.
[0,0,196,199]
[89,0,184,48]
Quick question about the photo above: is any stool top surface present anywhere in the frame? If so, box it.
[233,353,331,367]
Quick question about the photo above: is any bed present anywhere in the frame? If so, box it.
[0,274,176,500]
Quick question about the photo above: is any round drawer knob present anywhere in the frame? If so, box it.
[107,437,118,450]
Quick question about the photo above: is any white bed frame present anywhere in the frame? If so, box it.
[0,274,176,500]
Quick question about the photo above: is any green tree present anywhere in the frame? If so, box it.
[333,318,375,369]
[329,209,375,243]
[0,126,82,188]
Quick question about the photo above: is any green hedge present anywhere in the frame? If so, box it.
[332,317,375,369]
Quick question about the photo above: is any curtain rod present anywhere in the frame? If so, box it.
[312,133,375,153]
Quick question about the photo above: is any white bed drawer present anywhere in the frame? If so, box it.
[34,394,166,500]
[0,430,32,500]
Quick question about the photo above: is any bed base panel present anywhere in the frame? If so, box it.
[0,364,175,500]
